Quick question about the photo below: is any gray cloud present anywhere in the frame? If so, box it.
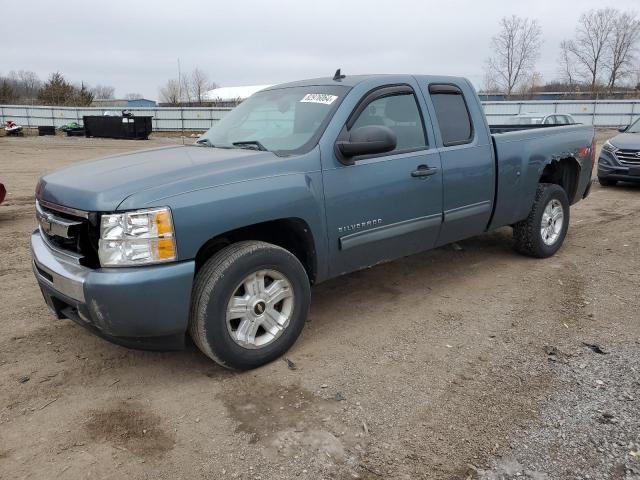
[4,0,638,99]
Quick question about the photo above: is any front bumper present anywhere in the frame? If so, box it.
[598,153,640,183]
[31,230,195,350]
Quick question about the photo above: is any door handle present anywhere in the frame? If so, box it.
[411,165,438,178]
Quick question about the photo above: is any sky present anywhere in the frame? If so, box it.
[3,0,639,100]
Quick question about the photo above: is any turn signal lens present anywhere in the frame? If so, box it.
[156,210,173,236]
[156,238,176,259]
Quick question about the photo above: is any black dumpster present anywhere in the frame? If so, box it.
[83,115,152,140]
[38,126,56,136]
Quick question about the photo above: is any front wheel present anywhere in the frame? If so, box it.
[513,183,570,258]
[189,241,311,370]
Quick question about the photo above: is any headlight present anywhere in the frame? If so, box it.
[602,140,618,153]
[99,207,177,267]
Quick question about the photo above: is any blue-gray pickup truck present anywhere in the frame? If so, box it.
[32,73,595,369]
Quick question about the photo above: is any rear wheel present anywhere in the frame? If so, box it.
[513,183,570,258]
[189,241,311,370]
[598,177,617,187]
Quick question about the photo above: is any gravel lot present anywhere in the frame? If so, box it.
[0,133,638,480]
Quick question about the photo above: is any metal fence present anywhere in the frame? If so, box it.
[1,100,639,131]
[0,105,233,131]
[482,100,640,127]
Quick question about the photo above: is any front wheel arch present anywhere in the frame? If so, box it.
[193,218,318,284]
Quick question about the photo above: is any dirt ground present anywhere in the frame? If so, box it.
[0,132,638,480]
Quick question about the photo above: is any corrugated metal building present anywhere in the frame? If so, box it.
[91,98,156,108]
[126,98,156,107]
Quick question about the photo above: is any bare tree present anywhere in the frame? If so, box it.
[124,92,144,100]
[480,71,499,93]
[558,40,577,86]
[15,70,41,100]
[91,84,115,99]
[486,16,542,97]
[517,71,544,99]
[4,70,42,103]
[179,73,193,104]
[189,68,216,105]
[159,78,181,105]
[606,11,640,90]
[0,78,17,104]
[564,9,616,91]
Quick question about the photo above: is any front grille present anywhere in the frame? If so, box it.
[615,149,640,165]
[36,200,100,267]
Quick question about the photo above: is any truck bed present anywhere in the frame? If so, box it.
[489,123,595,230]
[489,124,575,134]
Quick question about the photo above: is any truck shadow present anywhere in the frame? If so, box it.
[310,227,516,314]
[27,227,518,382]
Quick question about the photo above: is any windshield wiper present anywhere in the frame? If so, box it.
[196,138,215,147]
[196,138,234,149]
[232,140,268,151]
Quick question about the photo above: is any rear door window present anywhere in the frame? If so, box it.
[428,85,473,146]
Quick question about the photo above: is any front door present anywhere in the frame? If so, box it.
[322,85,443,276]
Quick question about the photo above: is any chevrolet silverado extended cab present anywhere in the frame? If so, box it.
[32,73,595,369]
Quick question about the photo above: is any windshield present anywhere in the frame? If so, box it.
[627,118,640,133]
[198,85,349,155]
[510,116,544,125]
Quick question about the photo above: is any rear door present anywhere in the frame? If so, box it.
[420,83,495,246]
[321,83,443,276]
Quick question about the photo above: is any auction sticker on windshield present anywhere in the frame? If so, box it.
[300,94,338,105]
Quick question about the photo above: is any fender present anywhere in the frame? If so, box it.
[136,172,329,282]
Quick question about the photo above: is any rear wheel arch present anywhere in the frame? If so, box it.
[539,157,581,204]
[194,218,318,284]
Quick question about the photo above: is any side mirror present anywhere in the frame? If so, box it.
[618,125,629,133]
[336,125,397,159]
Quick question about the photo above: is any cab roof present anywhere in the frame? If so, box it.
[264,74,468,91]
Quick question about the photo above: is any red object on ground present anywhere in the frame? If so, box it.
[0,183,6,205]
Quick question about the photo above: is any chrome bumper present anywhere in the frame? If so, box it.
[31,230,87,302]
[31,228,195,347]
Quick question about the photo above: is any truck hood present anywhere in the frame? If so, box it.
[38,145,291,211]
[609,132,640,150]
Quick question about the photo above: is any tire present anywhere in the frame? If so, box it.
[189,241,311,370]
[513,183,570,258]
[598,177,617,187]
